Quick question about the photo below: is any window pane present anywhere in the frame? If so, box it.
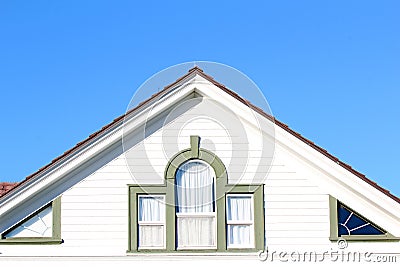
[227,196,252,221]
[139,196,164,222]
[4,206,53,238]
[228,225,251,246]
[226,195,254,248]
[346,213,368,230]
[139,225,164,248]
[337,203,385,236]
[138,195,165,249]
[351,225,384,235]
[338,204,351,225]
[177,216,216,248]
[176,161,215,213]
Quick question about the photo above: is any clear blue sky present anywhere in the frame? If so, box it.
[1,1,399,196]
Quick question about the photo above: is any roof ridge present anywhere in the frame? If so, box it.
[1,68,399,204]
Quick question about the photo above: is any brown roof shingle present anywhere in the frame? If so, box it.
[1,67,399,204]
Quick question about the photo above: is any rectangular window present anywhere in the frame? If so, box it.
[138,195,166,249]
[226,194,254,248]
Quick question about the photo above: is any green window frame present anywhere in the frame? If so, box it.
[226,194,255,249]
[137,194,166,249]
[329,195,398,241]
[0,197,62,245]
[128,136,264,253]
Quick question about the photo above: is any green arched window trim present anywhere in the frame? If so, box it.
[165,136,227,181]
[128,136,264,253]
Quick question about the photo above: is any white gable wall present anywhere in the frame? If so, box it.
[1,77,399,259]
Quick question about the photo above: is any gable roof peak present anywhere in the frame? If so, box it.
[188,65,204,74]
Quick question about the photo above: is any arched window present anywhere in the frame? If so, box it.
[175,160,216,249]
[128,136,265,252]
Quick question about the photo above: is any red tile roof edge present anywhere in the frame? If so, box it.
[1,67,399,204]
[0,182,20,198]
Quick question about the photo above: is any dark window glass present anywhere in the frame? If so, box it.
[337,203,385,236]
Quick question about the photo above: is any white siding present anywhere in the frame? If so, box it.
[264,151,330,249]
[59,159,131,256]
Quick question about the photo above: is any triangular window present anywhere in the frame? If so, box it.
[338,202,385,236]
[3,204,53,238]
[329,196,398,241]
[0,197,62,244]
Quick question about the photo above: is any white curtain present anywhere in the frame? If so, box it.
[139,196,163,221]
[176,161,215,213]
[177,216,215,248]
[139,225,164,248]
[138,196,165,248]
[176,161,216,248]
[227,196,253,247]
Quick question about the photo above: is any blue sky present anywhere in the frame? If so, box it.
[0,1,399,196]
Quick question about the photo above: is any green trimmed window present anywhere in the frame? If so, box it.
[226,194,255,248]
[0,197,62,244]
[137,195,166,249]
[329,196,398,241]
[128,136,264,252]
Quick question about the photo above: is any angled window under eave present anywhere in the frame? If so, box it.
[329,195,399,241]
[0,197,62,245]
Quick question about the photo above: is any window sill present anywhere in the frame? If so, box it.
[0,238,63,245]
[330,234,400,242]
[126,251,260,257]
[127,249,260,255]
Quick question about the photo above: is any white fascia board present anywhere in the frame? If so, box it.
[273,124,400,235]
[193,77,274,138]
[122,78,199,138]
[0,123,123,216]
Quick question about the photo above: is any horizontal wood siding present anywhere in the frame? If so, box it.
[264,159,330,248]
[60,167,130,255]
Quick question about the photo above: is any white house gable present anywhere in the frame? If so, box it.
[0,67,399,261]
